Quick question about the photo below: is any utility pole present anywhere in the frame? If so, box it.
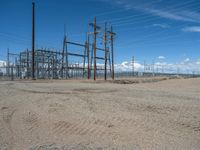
[32,2,35,80]
[7,48,10,76]
[132,56,134,77]
[62,25,66,78]
[152,59,155,76]
[162,64,164,74]
[65,38,69,79]
[104,22,107,80]
[11,65,13,81]
[177,66,180,75]
[110,25,115,80]
[93,17,97,80]
[144,60,146,76]
[26,49,29,79]
[19,53,22,79]
[83,41,87,78]
[89,17,111,80]
[87,35,90,79]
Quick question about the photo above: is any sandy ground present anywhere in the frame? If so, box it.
[0,77,200,150]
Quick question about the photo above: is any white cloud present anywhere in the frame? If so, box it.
[115,60,143,72]
[0,60,6,67]
[0,61,7,74]
[158,56,165,59]
[184,58,190,62]
[114,58,200,74]
[196,60,200,65]
[152,24,170,29]
[144,8,200,23]
[182,26,200,33]
[155,62,167,65]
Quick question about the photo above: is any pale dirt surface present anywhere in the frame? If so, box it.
[0,77,200,150]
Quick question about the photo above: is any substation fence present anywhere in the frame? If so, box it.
[114,71,200,78]
[2,65,200,81]
[0,66,111,80]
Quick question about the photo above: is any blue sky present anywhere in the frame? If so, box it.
[0,0,200,71]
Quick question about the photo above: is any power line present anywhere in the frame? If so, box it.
[0,33,31,43]
[110,1,198,24]
[94,0,200,29]
[93,0,172,18]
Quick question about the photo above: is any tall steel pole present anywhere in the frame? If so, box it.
[132,56,134,77]
[7,48,10,76]
[65,39,69,78]
[62,25,66,78]
[94,17,97,80]
[26,49,29,79]
[87,35,90,79]
[104,22,107,80]
[152,59,155,76]
[32,2,35,80]
[111,26,114,80]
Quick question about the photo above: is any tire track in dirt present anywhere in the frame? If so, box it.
[0,124,10,149]
[23,111,39,133]
[110,116,137,128]
[12,87,117,95]
[178,121,200,133]
[52,119,116,138]
[0,106,16,150]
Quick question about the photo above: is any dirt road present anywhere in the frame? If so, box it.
[0,78,200,149]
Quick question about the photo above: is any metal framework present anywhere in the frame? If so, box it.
[4,17,116,80]
[88,17,116,80]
